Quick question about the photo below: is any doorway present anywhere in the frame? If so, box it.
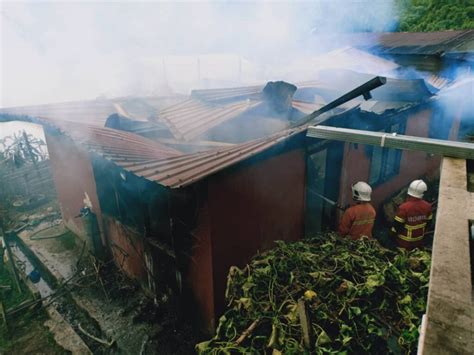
[305,141,344,236]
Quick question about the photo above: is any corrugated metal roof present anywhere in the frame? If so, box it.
[50,118,307,188]
[117,126,307,188]
[156,98,263,141]
[426,75,450,90]
[318,30,474,56]
[191,85,264,102]
[3,113,305,189]
[291,100,323,114]
[50,120,181,164]
[156,74,437,142]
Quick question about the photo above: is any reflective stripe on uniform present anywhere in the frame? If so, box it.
[397,234,424,242]
[394,215,405,223]
[353,219,375,226]
[397,221,427,240]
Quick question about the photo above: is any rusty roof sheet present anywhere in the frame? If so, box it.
[319,30,474,56]
[157,98,263,141]
[50,120,181,163]
[156,74,436,142]
[4,113,304,189]
[44,118,308,189]
[116,126,307,188]
[52,119,306,189]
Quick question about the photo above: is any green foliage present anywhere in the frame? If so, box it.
[0,267,32,310]
[197,233,431,354]
[396,0,474,32]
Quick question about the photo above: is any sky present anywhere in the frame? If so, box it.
[0,0,398,108]
[0,121,46,147]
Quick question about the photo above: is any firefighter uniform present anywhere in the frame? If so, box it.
[338,203,376,240]
[392,196,432,249]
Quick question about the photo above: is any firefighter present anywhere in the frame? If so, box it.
[391,179,433,250]
[338,181,376,240]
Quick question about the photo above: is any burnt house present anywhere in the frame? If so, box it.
[1,69,471,333]
[44,119,308,332]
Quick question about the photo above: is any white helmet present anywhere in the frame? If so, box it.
[352,181,372,202]
[408,179,427,198]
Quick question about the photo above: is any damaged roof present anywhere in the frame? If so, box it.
[46,120,181,163]
[155,73,438,142]
[156,98,262,141]
[117,126,307,188]
[0,113,306,189]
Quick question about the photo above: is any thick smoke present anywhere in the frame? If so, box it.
[1,1,401,108]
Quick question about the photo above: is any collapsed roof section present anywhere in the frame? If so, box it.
[153,73,438,144]
[155,98,262,141]
[154,81,305,143]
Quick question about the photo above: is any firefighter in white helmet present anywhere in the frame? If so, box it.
[392,179,433,250]
[338,181,376,240]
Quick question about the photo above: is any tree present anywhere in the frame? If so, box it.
[396,0,474,32]
[0,130,48,168]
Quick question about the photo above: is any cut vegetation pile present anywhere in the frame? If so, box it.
[197,233,430,354]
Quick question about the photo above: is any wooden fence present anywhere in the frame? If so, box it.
[0,160,56,199]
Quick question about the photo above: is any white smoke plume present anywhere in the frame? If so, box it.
[1,1,401,108]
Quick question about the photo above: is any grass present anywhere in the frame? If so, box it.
[0,263,68,354]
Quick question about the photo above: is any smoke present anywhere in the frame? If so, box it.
[1,1,402,108]
[436,73,474,140]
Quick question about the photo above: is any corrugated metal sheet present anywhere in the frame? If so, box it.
[426,75,450,90]
[51,120,181,164]
[304,70,435,102]
[191,85,264,102]
[291,100,323,114]
[53,119,306,189]
[49,119,309,191]
[118,126,307,188]
[157,74,436,142]
[157,98,262,141]
[0,110,307,189]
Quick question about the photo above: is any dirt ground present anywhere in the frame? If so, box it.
[2,198,204,354]
[1,312,68,355]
